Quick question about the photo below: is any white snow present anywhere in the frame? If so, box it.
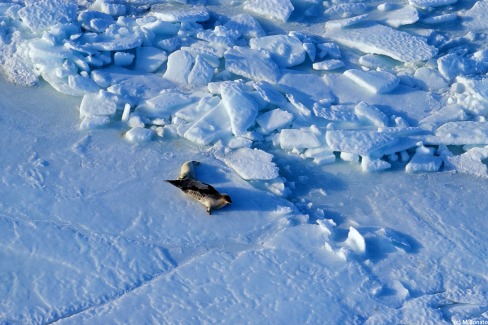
[4,0,488,323]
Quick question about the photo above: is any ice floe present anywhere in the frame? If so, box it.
[244,0,294,22]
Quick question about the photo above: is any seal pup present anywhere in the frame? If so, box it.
[165,178,232,214]
[178,160,200,180]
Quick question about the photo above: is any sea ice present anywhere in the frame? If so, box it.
[68,74,100,94]
[344,69,399,95]
[224,46,281,84]
[343,226,366,254]
[326,130,398,158]
[224,14,266,39]
[361,157,392,172]
[418,105,467,131]
[405,146,442,173]
[462,0,488,31]
[447,147,488,178]
[188,55,215,87]
[250,35,305,68]
[163,50,194,84]
[183,101,232,145]
[303,147,336,165]
[136,91,194,120]
[256,109,294,134]
[413,67,448,91]
[354,101,389,127]
[312,59,345,71]
[80,115,111,130]
[325,14,369,30]
[134,47,167,73]
[243,0,294,22]
[18,0,77,32]
[279,128,321,150]
[79,90,118,117]
[252,81,287,106]
[374,5,419,28]
[150,4,209,23]
[124,127,155,143]
[221,147,279,180]
[114,52,134,66]
[409,0,457,8]
[279,72,335,108]
[220,82,259,137]
[433,121,488,145]
[327,23,438,63]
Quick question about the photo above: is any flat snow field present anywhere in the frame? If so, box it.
[1,0,488,324]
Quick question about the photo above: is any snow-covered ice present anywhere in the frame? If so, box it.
[2,0,488,323]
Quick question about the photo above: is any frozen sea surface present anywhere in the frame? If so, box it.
[1,0,488,323]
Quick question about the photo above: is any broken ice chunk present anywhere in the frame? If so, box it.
[224,46,281,84]
[224,14,266,39]
[220,82,259,137]
[124,127,154,143]
[136,91,193,120]
[243,0,294,22]
[418,105,467,132]
[354,101,389,128]
[447,147,488,178]
[134,47,167,73]
[184,101,232,145]
[344,227,366,254]
[279,128,321,150]
[313,59,344,71]
[163,50,194,84]
[250,35,305,68]
[114,52,134,66]
[68,74,100,94]
[434,121,488,145]
[326,130,398,158]
[150,4,209,23]
[80,115,110,130]
[313,104,358,122]
[188,55,214,87]
[344,69,399,95]
[409,0,457,8]
[80,90,118,117]
[405,146,442,173]
[462,0,488,31]
[327,23,437,63]
[303,147,336,165]
[221,147,279,180]
[256,109,294,134]
[18,0,77,32]
[413,67,448,91]
[253,81,287,106]
[361,157,391,172]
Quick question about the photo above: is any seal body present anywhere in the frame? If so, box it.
[165,178,232,214]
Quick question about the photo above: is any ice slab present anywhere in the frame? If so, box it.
[124,127,155,143]
[278,72,335,108]
[150,4,209,23]
[405,146,442,173]
[86,25,144,51]
[253,81,287,106]
[303,147,336,165]
[279,128,321,150]
[220,82,259,137]
[344,69,399,94]
[409,0,457,8]
[451,76,488,115]
[137,91,194,120]
[313,59,344,71]
[80,90,118,117]
[418,105,467,132]
[326,130,398,158]
[374,5,419,28]
[326,23,437,63]
[447,147,488,178]
[433,122,488,145]
[221,147,279,180]
[68,74,100,94]
[256,109,294,134]
[224,14,266,39]
[325,14,369,30]
[244,0,294,22]
[250,35,305,68]
[18,0,77,32]
[413,67,448,91]
[462,0,488,31]
[188,56,215,87]
[344,227,366,254]
[80,115,111,130]
[313,104,358,122]
[224,46,281,84]
[354,101,389,127]
[361,157,392,172]
[183,101,232,145]
[175,96,220,123]
[324,3,367,18]
[134,47,167,73]
[163,50,194,84]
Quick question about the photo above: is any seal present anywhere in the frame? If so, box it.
[165,178,232,214]
[165,161,232,214]
[178,160,200,180]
